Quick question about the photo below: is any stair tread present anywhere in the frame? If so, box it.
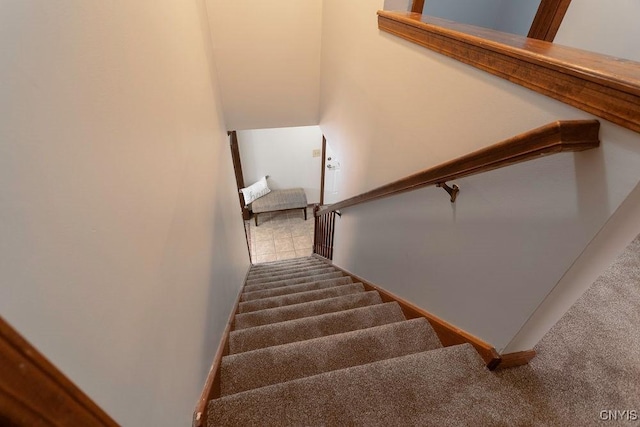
[251,257,318,269]
[240,276,353,302]
[228,302,406,354]
[233,291,382,330]
[247,262,327,279]
[245,266,337,286]
[209,344,537,426]
[238,283,366,313]
[242,271,345,292]
[220,318,442,396]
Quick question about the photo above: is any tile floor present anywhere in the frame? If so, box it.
[245,207,315,264]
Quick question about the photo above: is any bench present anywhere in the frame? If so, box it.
[250,188,308,226]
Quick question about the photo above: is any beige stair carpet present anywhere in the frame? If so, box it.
[208,233,640,425]
[243,271,345,292]
[245,266,338,286]
[210,344,540,426]
[233,291,383,330]
[228,302,406,354]
[220,318,442,395]
[240,276,353,302]
[209,257,540,426]
[238,283,366,313]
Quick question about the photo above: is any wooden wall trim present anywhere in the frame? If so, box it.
[377,10,640,134]
[495,350,537,370]
[0,316,119,426]
[192,268,249,427]
[317,119,599,216]
[528,0,572,42]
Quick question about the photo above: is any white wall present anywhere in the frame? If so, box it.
[423,0,505,30]
[320,0,640,352]
[555,0,640,62]
[497,0,541,36]
[206,0,323,130]
[383,0,410,11]
[238,126,323,204]
[0,1,249,426]
[422,0,540,36]
[503,0,640,351]
[505,180,640,351]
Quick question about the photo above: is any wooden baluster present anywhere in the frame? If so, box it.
[320,216,324,256]
[331,213,336,260]
[411,0,425,14]
[312,205,338,260]
[313,204,320,255]
[326,213,331,260]
[323,214,328,258]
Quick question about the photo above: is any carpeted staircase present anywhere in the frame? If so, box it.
[207,257,536,426]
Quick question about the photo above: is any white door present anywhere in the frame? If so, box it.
[324,143,341,205]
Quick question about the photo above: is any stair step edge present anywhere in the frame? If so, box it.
[240,276,354,302]
[228,302,406,354]
[238,283,366,313]
[209,344,533,427]
[245,267,337,286]
[220,318,442,396]
[242,271,345,292]
[233,291,383,330]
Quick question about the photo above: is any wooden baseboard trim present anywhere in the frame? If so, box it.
[0,316,119,426]
[192,267,250,427]
[312,255,502,369]
[494,349,536,370]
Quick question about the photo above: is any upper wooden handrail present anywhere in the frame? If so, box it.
[378,11,640,134]
[316,120,599,217]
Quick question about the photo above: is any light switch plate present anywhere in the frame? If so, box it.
[312,149,321,157]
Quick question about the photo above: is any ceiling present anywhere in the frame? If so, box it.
[206,0,324,130]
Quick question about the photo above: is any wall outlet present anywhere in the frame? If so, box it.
[312,149,321,157]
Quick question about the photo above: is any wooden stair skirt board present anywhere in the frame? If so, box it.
[0,316,118,426]
[311,254,534,370]
[193,268,249,427]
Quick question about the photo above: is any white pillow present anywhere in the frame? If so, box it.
[241,176,271,206]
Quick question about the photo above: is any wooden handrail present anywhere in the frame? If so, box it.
[316,120,599,217]
[378,11,640,134]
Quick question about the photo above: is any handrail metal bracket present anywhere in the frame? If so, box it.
[436,182,459,203]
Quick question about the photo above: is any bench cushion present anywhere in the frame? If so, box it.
[251,189,307,214]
